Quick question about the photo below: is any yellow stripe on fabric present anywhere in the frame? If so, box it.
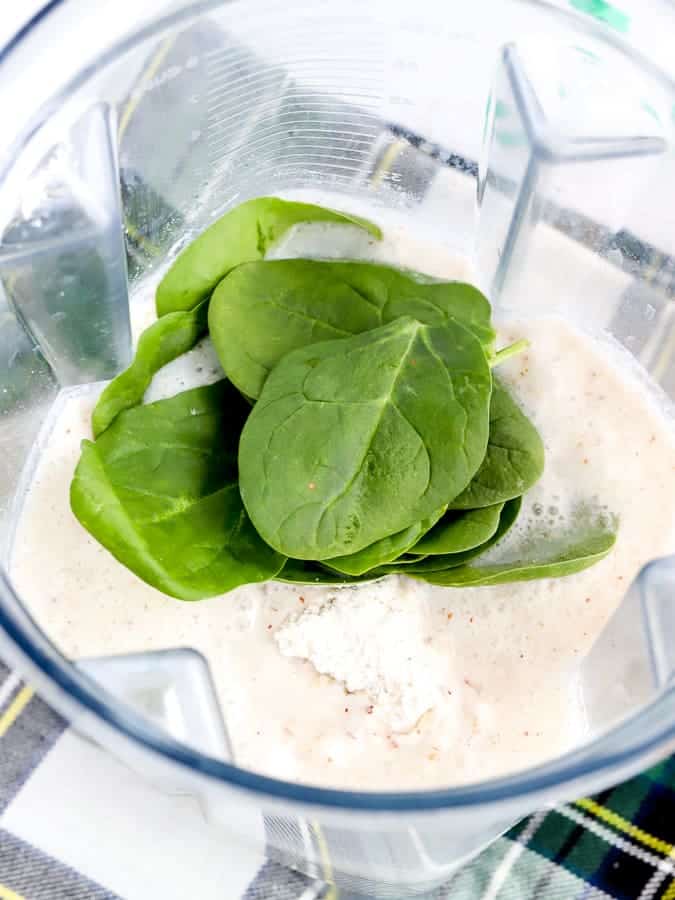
[370,139,405,188]
[0,882,26,900]
[311,821,337,900]
[576,798,673,857]
[662,878,675,900]
[0,686,34,739]
[118,35,177,141]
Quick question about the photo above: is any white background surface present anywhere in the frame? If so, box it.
[1,730,265,899]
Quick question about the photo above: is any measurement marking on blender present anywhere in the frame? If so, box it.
[206,89,380,119]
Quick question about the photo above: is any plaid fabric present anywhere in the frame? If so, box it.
[0,661,673,899]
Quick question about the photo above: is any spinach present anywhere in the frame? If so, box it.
[409,503,504,556]
[492,339,529,366]
[322,505,446,577]
[377,498,522,575]
[156,198,382,317]
[379,553,431,565]
[239,317,492,560]
[91,300,210,438]
[449,379,544,509]
[68,194,616,599]
[71,381,285,600]
[278,560,378,585]
[416,524,616,586]
[208,259,496,398]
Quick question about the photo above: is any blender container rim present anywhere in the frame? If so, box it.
[0,0,674,816]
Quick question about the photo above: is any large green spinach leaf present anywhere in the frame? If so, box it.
[449,379,544,509]
[409,503,504,556]
[239,317,492,560]
[322,505,446,577]
[71,381,285,600]
[156,198,381,317]
[92,300,210,438]
[416,525,616,586]
[209,259,496,398]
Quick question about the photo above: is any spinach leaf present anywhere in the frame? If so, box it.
[322,505,446,577]
[409,503,504,556]
[377,497,522,575]
[449,379,544,509]
[380,553,430,565]
[156,198,382,317]
[239,317,492,560]
[91,300,210,438]
[208,259,495,398]
[277,560,378,585]
[416,524,616,586]
[492,339,529,366]
[71,381,285,600]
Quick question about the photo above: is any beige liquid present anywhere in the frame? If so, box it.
[9,223,675,790]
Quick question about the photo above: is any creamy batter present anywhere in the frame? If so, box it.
[8,222,675,790]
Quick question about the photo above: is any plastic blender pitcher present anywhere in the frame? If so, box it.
[0,0,674,895]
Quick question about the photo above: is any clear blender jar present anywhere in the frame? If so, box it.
[0,0,674,895]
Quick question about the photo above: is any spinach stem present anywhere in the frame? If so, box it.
[492,338,529,367]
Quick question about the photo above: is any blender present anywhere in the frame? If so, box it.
[0,0,674,895]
